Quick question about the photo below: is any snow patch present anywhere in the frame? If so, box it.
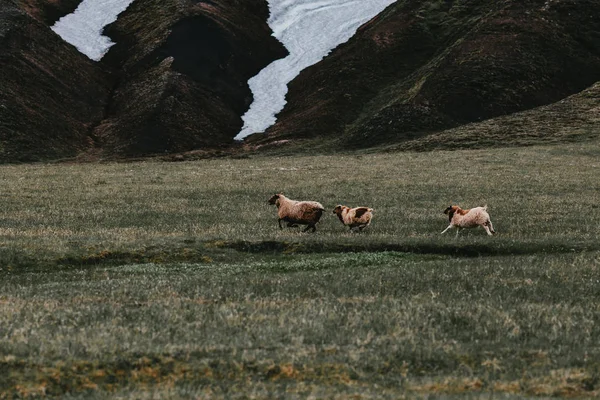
[51,0,136,61]
[235,0,397,140]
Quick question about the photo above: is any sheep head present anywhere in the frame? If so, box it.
[332,205,346,215]
[268,193,283,206]
[443,205,458,215]
[444,205,459,222]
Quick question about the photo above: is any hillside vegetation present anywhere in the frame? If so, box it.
[96,0,286,157]
[246,79,600,156]
[0,0,112,163]
[394,81,600,151]
[2,0,600,162]
[252,0,600,149]
[0,0,285,163]
[1,139,599,397]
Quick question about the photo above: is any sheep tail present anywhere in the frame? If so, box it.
[314,208,324,223]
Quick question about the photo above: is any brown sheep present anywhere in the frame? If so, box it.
[332,205,373,231]
[442,205,496,236]
[268,193,325,232]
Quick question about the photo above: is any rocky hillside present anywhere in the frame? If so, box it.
[0,0,285,162]
[19,0,81,24]
[0,0,112,162]
[96,0,286,157]
[2,0,599,162]
[248,0,600,149]
[395,81,600,151]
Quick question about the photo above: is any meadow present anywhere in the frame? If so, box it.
[1,140,599,398]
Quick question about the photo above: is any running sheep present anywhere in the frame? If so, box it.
[441,205,496,236]
[333,205,374,231]
[267,193,325,232]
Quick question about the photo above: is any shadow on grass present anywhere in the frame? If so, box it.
[2,238,597,271]
[218,239,599,258]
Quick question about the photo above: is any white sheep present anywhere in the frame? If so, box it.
[441,205,496,236]
[333,205,374,231]
[268,193,325,232]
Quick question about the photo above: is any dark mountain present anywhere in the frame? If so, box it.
[247,0,600,150]
[96,0,287,157]
[0,0,285,162]
[19,0,81,24]
[1,0,599,162]
[0,0,112,162]
[395,81,600,151]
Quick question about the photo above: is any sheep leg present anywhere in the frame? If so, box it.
[287,222,299,228]
[483,221,495,236]
[441,224,454,234]
[278,219,284,230]
[303,224,317,233]
[487,220,496,235]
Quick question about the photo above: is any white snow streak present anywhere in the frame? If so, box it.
[235,0,397,140]
[51,0,136,61]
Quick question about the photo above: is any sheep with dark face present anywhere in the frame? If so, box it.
[442,205,496,236]
[268,193,325,233]
[333,205,373,231]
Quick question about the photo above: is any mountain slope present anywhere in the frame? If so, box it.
[1,0,286,162]
[2,0,599,162]
[94,0,287,157]
[0,0,111,162]
[18,0,82,24]
[395,81,600,151]
[248,0,600,149]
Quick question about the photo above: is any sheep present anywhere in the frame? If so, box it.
[267,193,325,232]
[333,205,374,231]
[441,205,496,236]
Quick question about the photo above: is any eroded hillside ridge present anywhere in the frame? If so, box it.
[1,0,286,162]
[18,0,82,25]
[396,81,600,151]
[0,0,112,163]
[251,0,600,148]
[94,0,288,157]
[2,0,599,162]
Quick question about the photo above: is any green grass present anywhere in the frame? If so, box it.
[1,140,600,397]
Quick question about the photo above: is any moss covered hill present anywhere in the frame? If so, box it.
[0,0,285,163]
[96,0,286,157]
[2,0,599,163]
[18,0,81,25]
[0,0,112,162]
[247,0,600,150]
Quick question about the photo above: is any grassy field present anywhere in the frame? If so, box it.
[1,139,600,398]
